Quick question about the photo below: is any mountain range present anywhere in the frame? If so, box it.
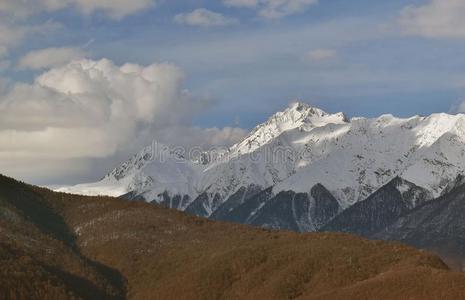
[59,102,465,268]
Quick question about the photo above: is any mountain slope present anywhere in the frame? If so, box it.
[209,184,263,221]
[5,174,465,299]
[0,175,124,299]
[375,178,465,271]
[247,184,341,232]
[323,177,432,237]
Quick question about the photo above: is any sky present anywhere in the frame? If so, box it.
[2,0,465,185]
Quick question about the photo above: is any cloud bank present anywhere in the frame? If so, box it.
[18,47,88,70]
[0,0,156,19]
[0,20,61,51]
[174,9,239,27]
[224,0,318,19]
[0,58,246,183]
[399,0,465,39]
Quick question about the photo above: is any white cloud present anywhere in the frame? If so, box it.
[0,0,66,17]
[0,46,8,71]
[223,0,318,19]
[304,48,337,62]
[72,0,156,20]
[0,59,10,71]
[18,47,88,70]
[0,46,7,58]
[174,9,239,27]
[0,58,245,183]
[223,0,258,8]
[0,23,35,49]
[0,20,61,52]
[0,0,156,19]
[0,58,191,138]
[154,126,247,150]
[399,0,465,39]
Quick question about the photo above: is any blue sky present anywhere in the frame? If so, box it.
[5,0,465,127]
[2,0,465,184]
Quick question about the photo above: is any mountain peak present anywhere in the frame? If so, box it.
[289,101,349,123]
[229,102,348,155]
[288,101,326,114]
[265,101,348,131]
[283,101,328,120]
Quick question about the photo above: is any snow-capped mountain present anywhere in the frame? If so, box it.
[59,143,204,202]
[58,102,465,227]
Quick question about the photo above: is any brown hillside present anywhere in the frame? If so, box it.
[1,174,465,299]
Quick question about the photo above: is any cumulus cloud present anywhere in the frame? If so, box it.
[223,0,318,19]
[18,47,88,70]
[399,0,465,39]
[0,0,156,19]
[304,49,337,62]
[0,58,191,155]
[174,9,239,27]
[0,58,245,184]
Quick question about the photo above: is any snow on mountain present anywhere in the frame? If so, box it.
[226,102,348,157]
[58,143,204,204]
[58,102,465,214]
[273,111,465,207]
